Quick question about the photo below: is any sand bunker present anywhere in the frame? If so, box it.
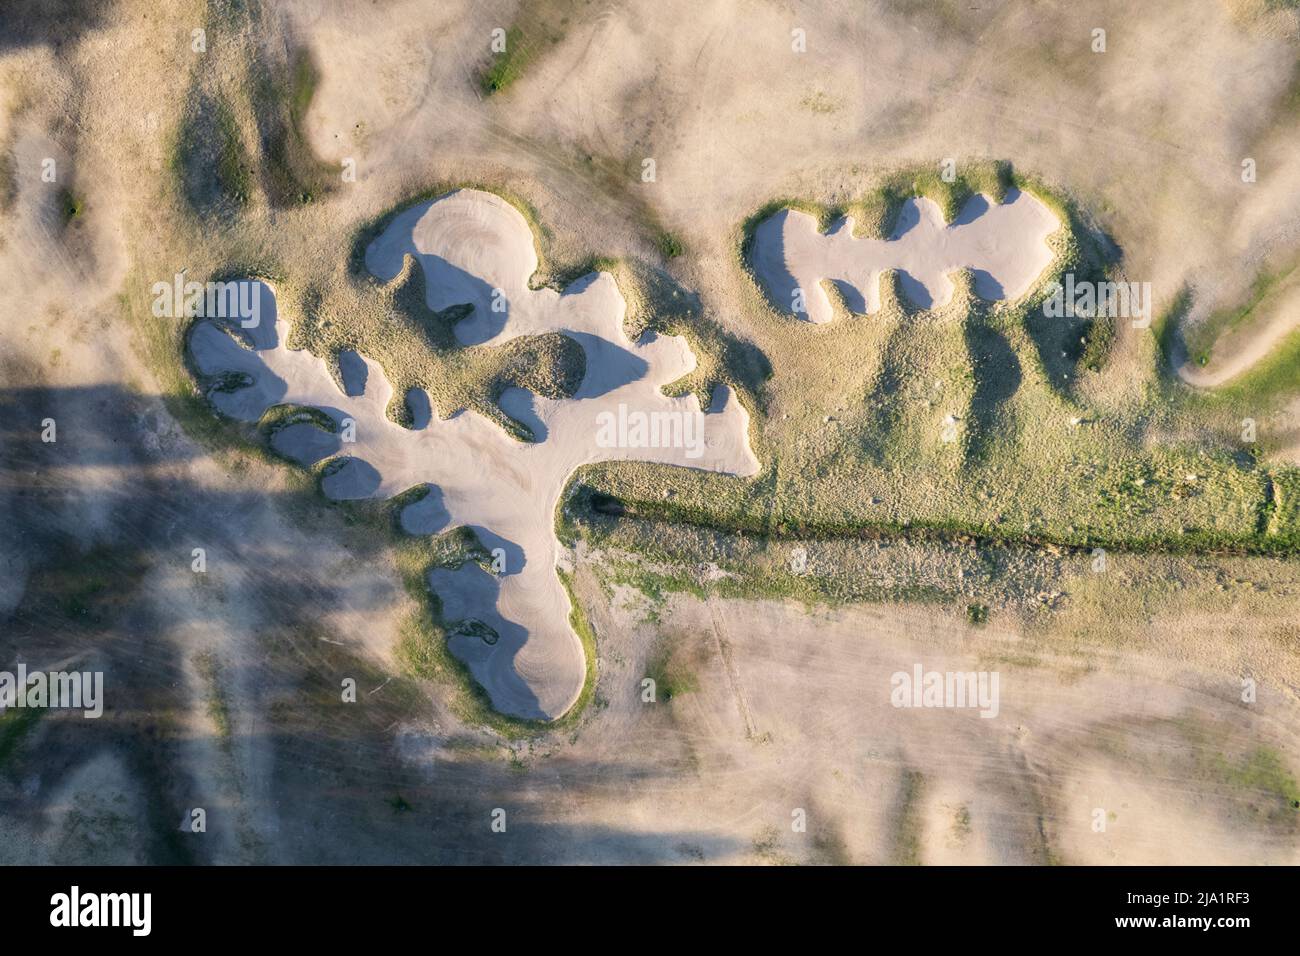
[750,189,1060,323]
[188,189,758,720]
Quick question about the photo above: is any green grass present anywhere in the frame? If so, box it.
[255,48,337,208]
[644,648,697,702]
[656,231,684,259]
[58,188,83,224]
[555,567,599,724]
[257,403,337,436]
[1221,326,1300,408]
[214,101,252,205]
[479,2,579,95]
[1213,746,1300,814]
[192,651,232,743]
[892,769,926,865]
[0,708,44,770]
[482,27,528,94]
[1183,259,1300,369]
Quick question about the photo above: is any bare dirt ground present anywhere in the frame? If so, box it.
[1,0,1298,864]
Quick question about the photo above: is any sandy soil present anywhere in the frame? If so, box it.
[370,588,1300,865]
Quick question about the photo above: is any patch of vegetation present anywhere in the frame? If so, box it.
[58,187,83,224]
[482,27,528,94]
[656,231,684,259]
[644,632,699,702]
[257,403,337,436]
[192,651,233,745]
[952,803,972,841]
[26,542,153,630]
[214,101,252,205]
[172,92,256,215]
[0,707,44,770]
[800,89,842,114]
[253,48,338,208]
[478,1,579,95]
[1211,746,1300,820]
[892,769,926,865]
[1183,258,1300,370]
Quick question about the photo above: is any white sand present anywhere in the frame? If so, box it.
[189,189,759,720]
[750,189,1060,324]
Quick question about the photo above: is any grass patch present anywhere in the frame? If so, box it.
[892,769,926,865]
[479,2,577,95]
[482,27,528,94]
[254,48,338,207]
[0,707,44,770]
[656,231,684,259]
[1212,746,1300,816]
[58,188,83,224]
[192,651,233,744]
[214,100,252,205]
[1183,258,1300,369]
[643,632,699,702]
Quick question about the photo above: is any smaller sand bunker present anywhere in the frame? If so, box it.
[187,190,760,721]
[750,189,1061,324]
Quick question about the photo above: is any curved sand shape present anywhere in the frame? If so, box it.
[1174,312,1300,389]
[750,188,1060,324]
[1174,273,1300,389]
[189,191,759,720]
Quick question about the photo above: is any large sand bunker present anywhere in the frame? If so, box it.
[750,189,1060,323]
[188,189,759,720]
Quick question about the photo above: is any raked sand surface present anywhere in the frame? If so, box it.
[188,189,759,720]
[750,189,1060,323]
